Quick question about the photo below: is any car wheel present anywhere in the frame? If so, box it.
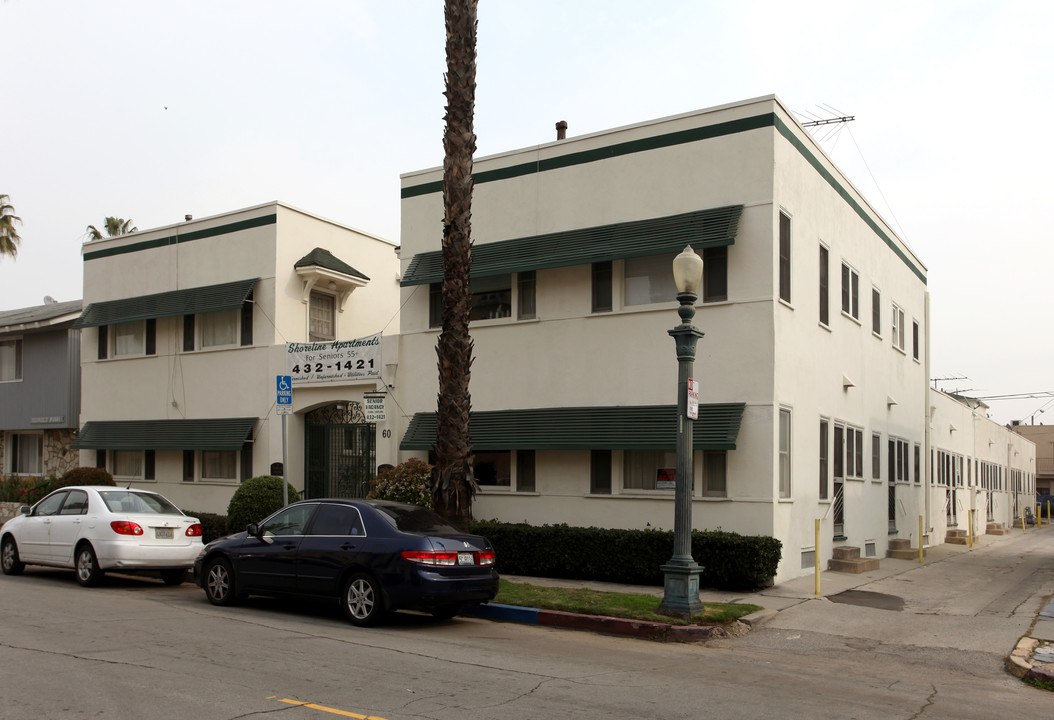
[429,604,463,621]
[75,545,104,587]
[160,569,186,586]
[1,536,25,576]
[342,572,385,627]
[203,558,238,606]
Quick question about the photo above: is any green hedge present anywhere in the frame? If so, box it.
[469,521,782,591]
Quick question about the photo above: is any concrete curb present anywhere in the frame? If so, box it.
[461,603,736,642]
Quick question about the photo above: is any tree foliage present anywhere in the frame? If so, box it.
[85,216,137,241]
[0,194,22,260]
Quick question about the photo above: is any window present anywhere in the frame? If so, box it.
[872,432,882,480]
[590,450,611,494]
[114,320,145,356]
[202,451,237,481]
[836,424,863,480]
[912,320,920,361]
[892,303,906,351]
[202,308,239,347]
[471,275,512,321]
[872,288,881,335]
[592,261,613,313]
[60,490,89,515]
[703,246,728,303]
[260,503,316,536]
[112,450,144,479]
[518,271,536,320]
[0,338,22,381]
[914,444,921,484]
[428,283,442,328]
[624,253,675,306]
[889,438,909,482]
[778,212,791,303]
[8,433,42,474]
[475,451,511,487]
[702,451,726,497]
[818,419,829,500]
[841,263,859,320]
[779,409,791,498]
[818,246,829,325]
[516,450,536,492]
[309,291,336,341]
[624,449,678,490]
[309,504,363,536]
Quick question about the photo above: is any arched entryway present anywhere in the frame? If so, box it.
[304,402,376,499]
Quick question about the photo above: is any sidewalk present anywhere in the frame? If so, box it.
[464,524,1054,680]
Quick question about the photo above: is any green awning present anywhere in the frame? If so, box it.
[400,404,745,451]
[73,278,258,328]
[71,418,257,451]
[400,205,742,286]
[295,248,369,280]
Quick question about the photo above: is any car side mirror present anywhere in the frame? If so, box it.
[19,506,30,516]
[247,523,261,537]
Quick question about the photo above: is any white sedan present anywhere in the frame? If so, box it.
[0,485,204,587]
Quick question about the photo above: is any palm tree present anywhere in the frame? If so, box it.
[431,0,478,530]
[0,194,22,260]
[85,217,137,241]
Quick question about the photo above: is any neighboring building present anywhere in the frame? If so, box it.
[0,299,82,479]
[395,95,1033,582]
[72,202,401,514]
[1009,423,1052,497]
[930,391,1035,538]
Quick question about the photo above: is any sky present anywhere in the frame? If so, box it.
[2,0,1053,426]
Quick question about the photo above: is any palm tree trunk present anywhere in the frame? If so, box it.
[432,0,479,530]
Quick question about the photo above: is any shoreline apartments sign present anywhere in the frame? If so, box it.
[286,333,381,384]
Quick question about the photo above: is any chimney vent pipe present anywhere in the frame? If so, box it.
[556,120,568,140]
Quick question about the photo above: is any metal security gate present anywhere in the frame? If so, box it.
[304,403,376,499]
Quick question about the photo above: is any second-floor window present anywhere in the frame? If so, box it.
[309,291,336,342]
[624,253,675,306]
[841,263,859,320]
[892,303,906,351]
[0,338,22,381]
[183,293,254,351]
[778,212,791,303]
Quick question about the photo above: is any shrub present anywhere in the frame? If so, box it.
[367,458,433,509]
[469,520,782,591]
[226,476,299,532]
[55,467,115,489]
[0,475,54,504]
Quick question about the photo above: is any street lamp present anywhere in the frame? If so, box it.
[659,245,705,619]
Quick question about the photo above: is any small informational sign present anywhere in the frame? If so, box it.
[276,375,293,415]
[286,333,382,384]
[656,468,676,490]
[686,378,699,420]
[276,404,292,416]
[364,395,386,422]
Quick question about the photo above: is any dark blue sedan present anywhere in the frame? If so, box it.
[193,499,499,626]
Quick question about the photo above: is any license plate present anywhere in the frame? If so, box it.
[458,552,475,566]
[154,528,174,540]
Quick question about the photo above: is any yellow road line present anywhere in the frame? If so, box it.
[267,696,389,720]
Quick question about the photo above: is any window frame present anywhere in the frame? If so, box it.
[891,303,906,351]
[309,290,337,342]
[818,245,830,326]
[778,212,791,303]
[7,432,43,475]
[840,262,860,321]
[871,287,882,336]
[0,337,23,382]
[778,408,791,498]
[182,292,254,352]
[591,261,613,313]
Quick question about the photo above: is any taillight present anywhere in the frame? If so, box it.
[477,550,496,566]
[402,550,459,566]
[186,524,203,537]
[110,520,144,536]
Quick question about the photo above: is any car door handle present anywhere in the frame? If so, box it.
[340,543,357,551]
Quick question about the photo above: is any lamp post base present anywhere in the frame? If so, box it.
[658,560,704,619]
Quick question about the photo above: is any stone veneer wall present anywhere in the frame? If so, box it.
[0,429,79,479]
[0,501,23,526]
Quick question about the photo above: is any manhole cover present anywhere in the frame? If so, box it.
[828,590,904,611]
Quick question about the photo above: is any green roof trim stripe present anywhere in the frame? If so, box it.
[73,278,257,328]
[401,206,742,286]
[71,417,257,451]
[401,111,925,284]
[399,404,745,451]
[295,247,370,280]
[82,214,277,262]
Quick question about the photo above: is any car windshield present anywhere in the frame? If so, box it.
[98,490,183,515]
[374,504,463,535]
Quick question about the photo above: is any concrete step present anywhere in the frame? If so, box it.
[887,539,924,559]
[828,546,880,573]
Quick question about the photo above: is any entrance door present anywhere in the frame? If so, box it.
[304,403,376,499]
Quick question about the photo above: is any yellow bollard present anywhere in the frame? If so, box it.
[968,509,973,548]
[815,518,821,596]
[1021,514,1027,533]
[918,515,924,564]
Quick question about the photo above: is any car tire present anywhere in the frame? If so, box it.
[430,604,463,620]
[342,572,385,627]
[203,558,239,606]
[75,544,104,587]
[160,569,186,586]
[1,536,25,576]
